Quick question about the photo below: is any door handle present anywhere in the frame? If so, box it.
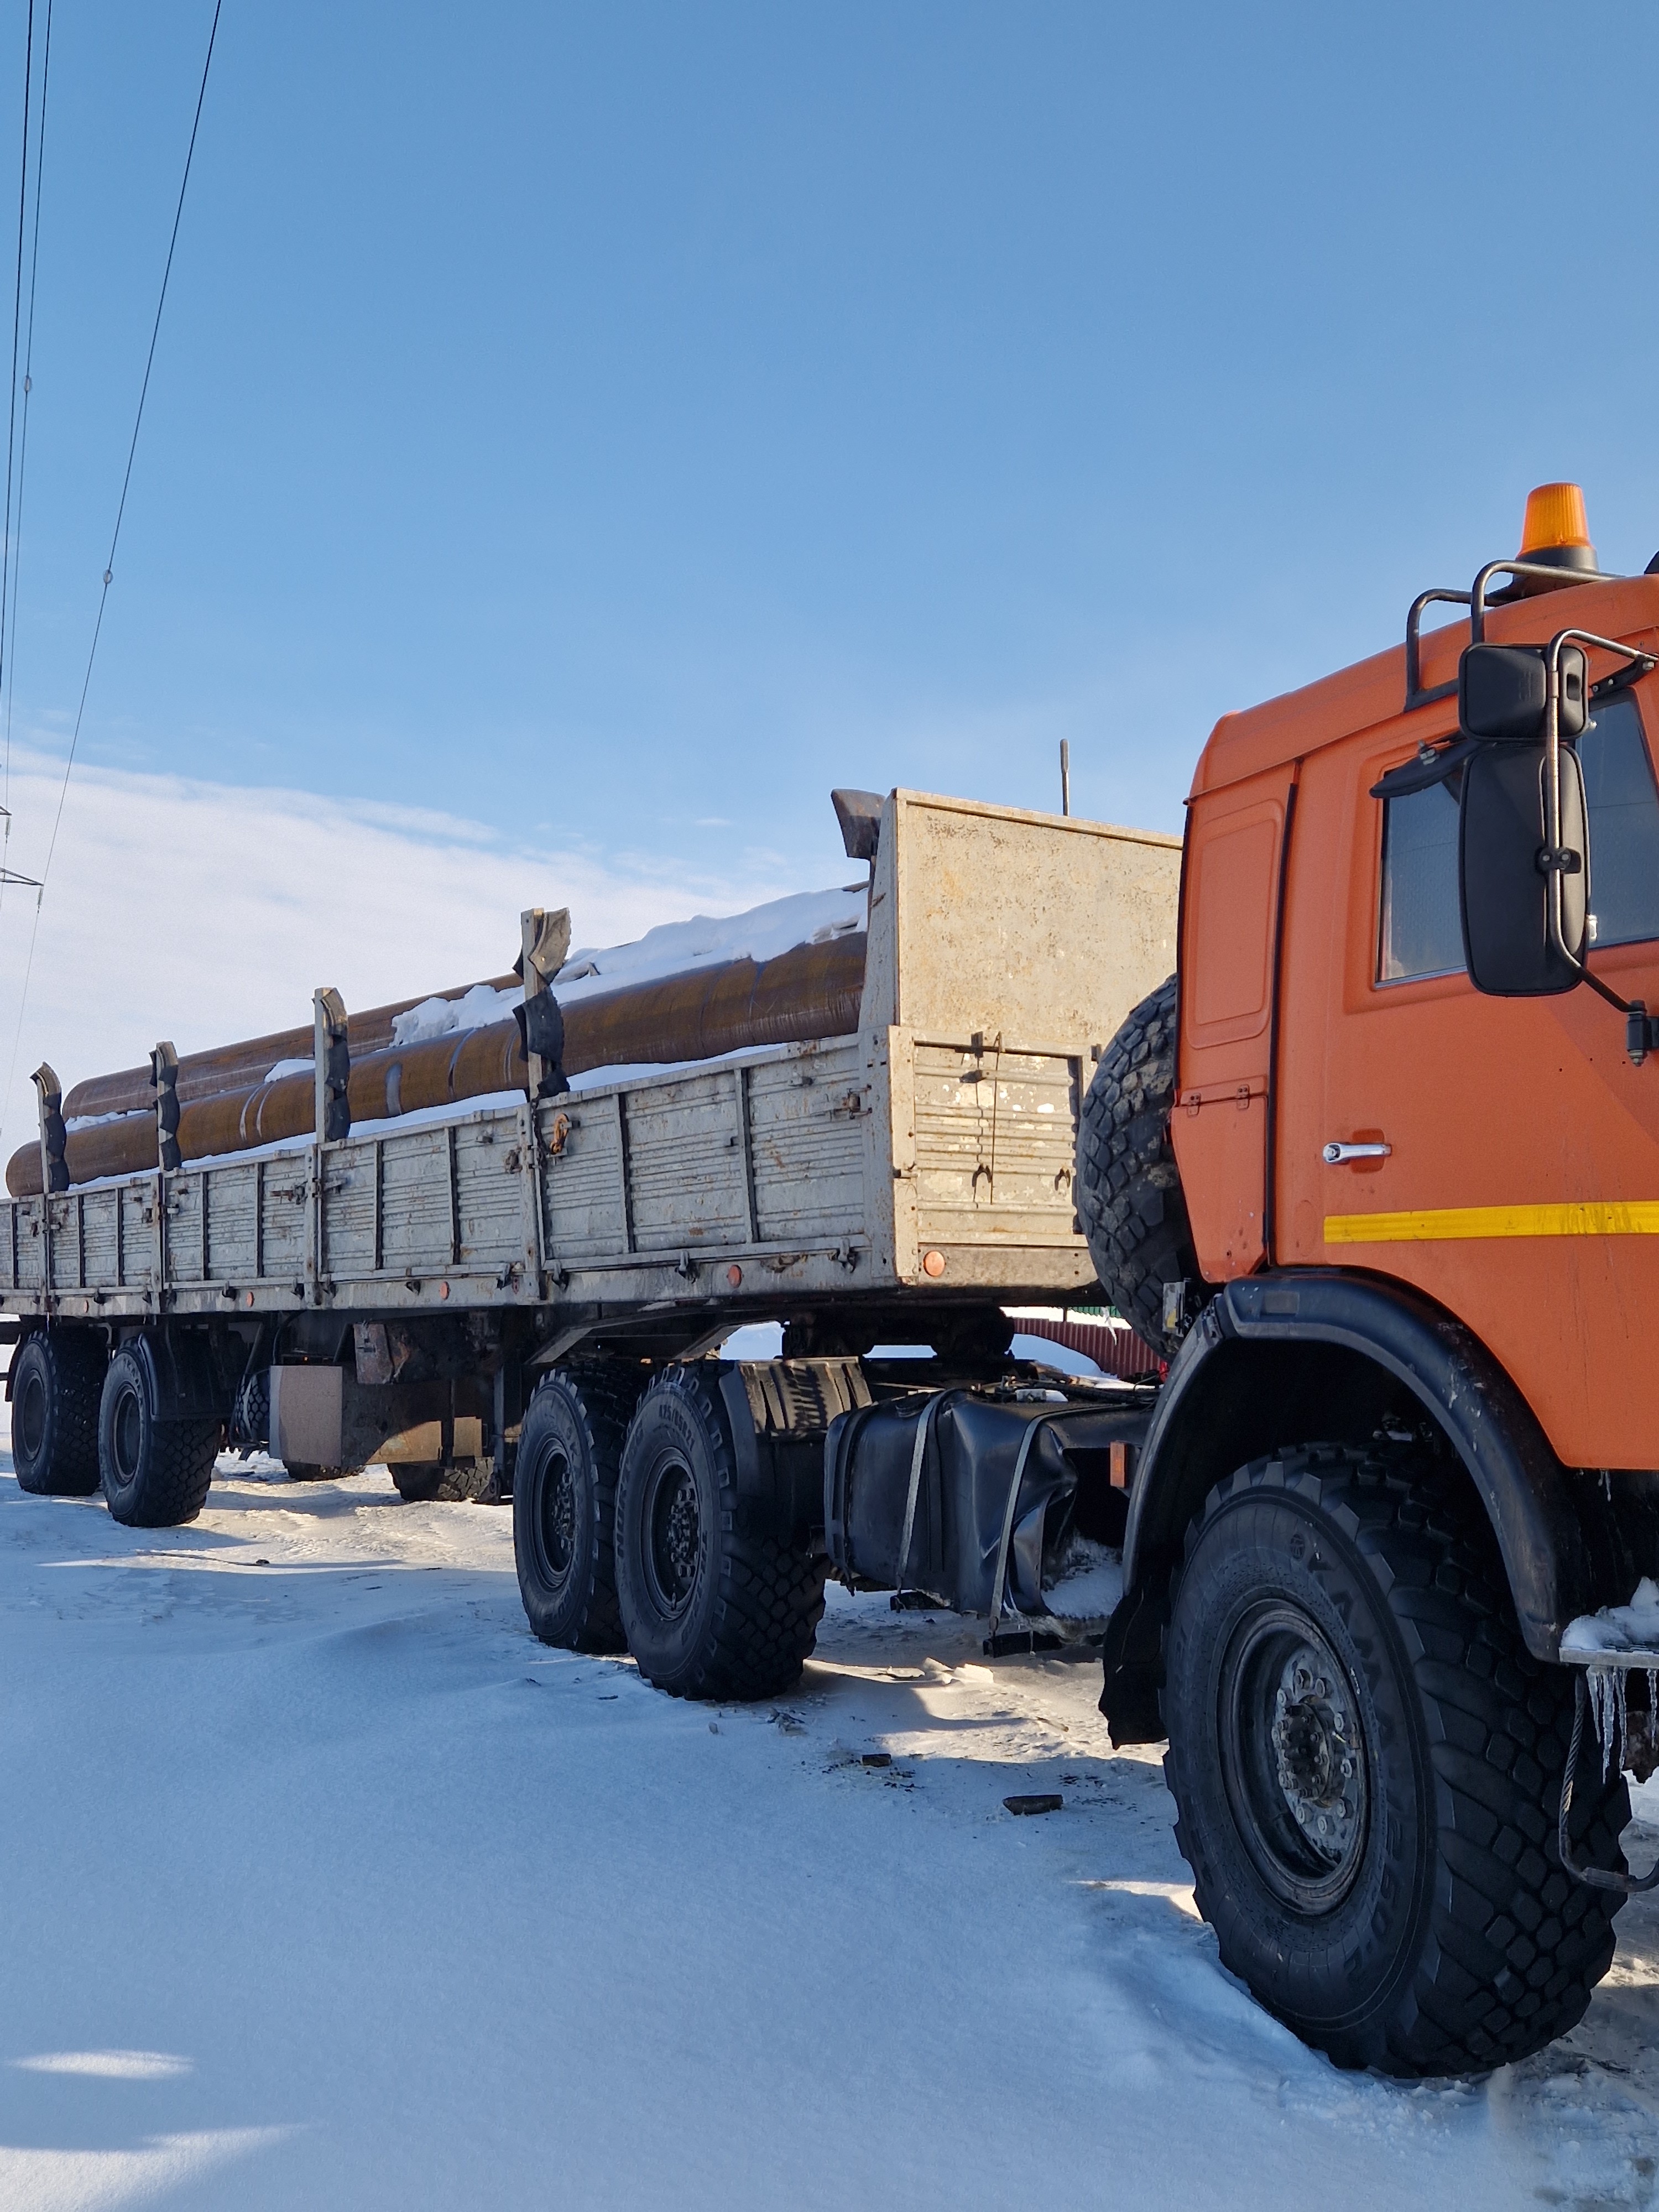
[1323,1140,1392,1165]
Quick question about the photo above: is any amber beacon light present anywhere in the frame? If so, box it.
[1517,481,1598,574]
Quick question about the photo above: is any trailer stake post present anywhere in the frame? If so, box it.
[150,1041,181,1171]
[32,1062,67,1195]
[517,907,571,1100]
[314,988,351,1145]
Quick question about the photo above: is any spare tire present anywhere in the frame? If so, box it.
[1075,973,1206,1360]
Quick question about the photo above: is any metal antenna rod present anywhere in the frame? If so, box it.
[1060,739,1071,817]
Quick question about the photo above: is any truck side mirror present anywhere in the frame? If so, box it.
[1459,642,1587,742]
[1459,740,1589,995]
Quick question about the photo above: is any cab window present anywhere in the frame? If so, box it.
[1378,692,1659,983]
[1378,776,1462,982]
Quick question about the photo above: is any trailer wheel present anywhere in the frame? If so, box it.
[615,1365,826,1700]
[513,1367,640,1651]
[1075,973,1204,1359]
[11,1330,106,1496]
[98,1347,219,1528]
[1162,1442,1626,2077]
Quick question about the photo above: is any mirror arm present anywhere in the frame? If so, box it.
[1370,735,1480,801]
[1537,629,1659,1059]
[1592,656,1656,700]
[1543,653,1569,971]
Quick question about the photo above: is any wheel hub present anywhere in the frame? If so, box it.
[1219,1601,1371,1913]
[15,1370,45,1461]
[1271,1647,1362,1867]
[648,1459,702,1614]
[112,1386,144,1484]
[537,1449,576,1581]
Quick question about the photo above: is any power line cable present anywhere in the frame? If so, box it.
[2,0,223,1142]
[0,0,34,734]
[0,0,36,895]
[1,0,52,879]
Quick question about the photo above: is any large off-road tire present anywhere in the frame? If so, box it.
[615,1365,826,1700]
[284,1462,360,1484]
[513,1365,642,1652]
[10,1330,106,1496]
[390,1459,500,1504]
[1075,973,1203,1360]
[98,1347,218,1528]
[1162,1442,1627,2077]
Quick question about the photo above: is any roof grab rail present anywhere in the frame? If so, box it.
[1404,559,1630,715]
[1404,589,1472,713]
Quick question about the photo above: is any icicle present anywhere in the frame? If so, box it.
[1587,1666,1623,1782]
[1617,1671,1630,1780]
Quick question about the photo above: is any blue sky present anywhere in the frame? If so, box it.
[0,0,1657,896]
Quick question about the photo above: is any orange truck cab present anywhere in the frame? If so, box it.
[1076,486,1659,2079]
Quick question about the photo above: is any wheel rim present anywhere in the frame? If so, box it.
[15,1365,46,1463]
[1218,1600,1370,1914]
[534,1447,577,1585]
[111,1383,145,1487]
[643,1452,702,1619]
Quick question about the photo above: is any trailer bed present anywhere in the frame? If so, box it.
[0,791,1181,1349]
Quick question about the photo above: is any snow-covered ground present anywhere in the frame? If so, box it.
[4,1438,1659,2208]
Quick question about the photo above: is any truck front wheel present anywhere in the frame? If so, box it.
[614,1365,825,1700]
[1162,1442,1627,2076]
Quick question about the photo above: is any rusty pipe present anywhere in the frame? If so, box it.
[60,971,523,1121]
[8,935,867,1195]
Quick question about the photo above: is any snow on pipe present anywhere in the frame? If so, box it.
[5,934,868,1195]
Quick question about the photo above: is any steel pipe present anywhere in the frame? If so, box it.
[60,971,522,1121]
[8,935,867,1195]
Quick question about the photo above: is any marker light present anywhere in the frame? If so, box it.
[1519,482,1596,569]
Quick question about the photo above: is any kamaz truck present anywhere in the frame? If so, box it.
[6,483,1658,2078]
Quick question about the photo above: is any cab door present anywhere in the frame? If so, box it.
[1171,762,1296,1280]
[1309,682,1659,1468]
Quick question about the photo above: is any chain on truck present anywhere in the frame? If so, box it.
[9,481,1659,2078]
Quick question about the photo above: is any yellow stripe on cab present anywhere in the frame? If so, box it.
[1324,1200,1659,1245]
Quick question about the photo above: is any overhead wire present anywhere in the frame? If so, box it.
[1,0,224,1145]
[0,0,36,894]
[3,0,53,849]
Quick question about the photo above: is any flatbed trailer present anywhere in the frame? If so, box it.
[0,790,1176,1339]
[1,784,1178,1657]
